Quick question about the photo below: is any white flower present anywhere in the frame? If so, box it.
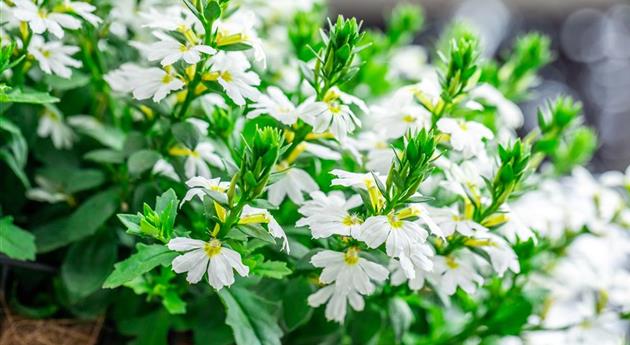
[240,205,289,253]
[145,31,216,66]
[12,0,81,38]
[207,51,261,106]
[300,87,366,140]
[215,10,266,66]
[140,5,200,32]
[440,159,486,199]
[358,211,429,257]
[169,142,224,179]
[311,248,389,295]
[105,64,184,102]
[347,131,395,175]
[429,207,488,237]
[181,176,229,205]
[331,169,386,210]
[330,169,385,190]
[297,191,363,239]
[432,253,484,296]
[168,238,249,290]
[389,244,434,290]
[370,87,431,139]
[601,165,630,189]
[388,45,430,81]
[37,107,75,149]
[151,159,180,182]
[304,143,342,161]
[307,285,365,323]
[469,232,520,277]
[267,167,318,206]
[437,118,493,158]
[28,35,81,79]
[26,175,68,203]
[471,84,524,129]
[62,0,102,26]
[395,242,435,283]
[248,86,324,126]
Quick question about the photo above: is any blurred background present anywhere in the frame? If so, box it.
[330,0,630,172]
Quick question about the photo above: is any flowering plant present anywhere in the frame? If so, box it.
[1,1,629,344]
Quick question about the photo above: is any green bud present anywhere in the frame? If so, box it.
[238,126,285,199]
[386,130,437,202]
[289,10,323,61]
[438,31,480,104]
[386,3,424,45]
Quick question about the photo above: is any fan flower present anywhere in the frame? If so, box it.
[167,238,249,290]
[12,0,81,38]
[205,51,261,106]
[145,31,216,66]
[297,191,363,239]
[28,35,81,79]
[311,248,389,295]
[437,118,493,158]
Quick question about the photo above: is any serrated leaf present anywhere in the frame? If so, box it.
[103,243,177,289]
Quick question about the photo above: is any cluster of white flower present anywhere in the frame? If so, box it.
[507,168,630,345]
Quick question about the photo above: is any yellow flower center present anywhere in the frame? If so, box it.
[446,256,459,269]
[387,213,403,229]
[327,103,341,114]
[169,147,199,157]
[343,247,360,266]
[220,71,233,82]
[341,214,361,227]
[402,114,416,123]
[162,74,174,84]
[203,239,222,257]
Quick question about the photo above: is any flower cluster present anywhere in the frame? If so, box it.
[1,1,628,344]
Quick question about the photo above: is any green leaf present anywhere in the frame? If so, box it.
[0,117,29,187]
[0,216,36,261]
[64,169,106,194]
[282,278,314,331]
[35,189,119,252]
[128,149,161,176]
[238,224,276,244]
[172,122,201,149]
[251,260,292,279]
[61,232,117,300]
[44,72,90,91]
[388,297,414,344]
[103,243,177,289]
[219,42,253,51]
[118,213,142,234]
[84,149,125,164]
[119,309,171,345]
[485,294,533,335]
[218,287,283,345]
[0,89,59,104]
[162,289,186,314]
[155,189,178,239]
[204,1,222,20]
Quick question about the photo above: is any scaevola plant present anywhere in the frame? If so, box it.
[1,1,628,345]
